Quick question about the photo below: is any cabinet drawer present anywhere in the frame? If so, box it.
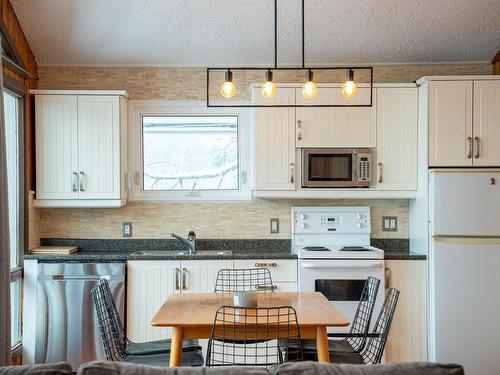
[234,259,297,282]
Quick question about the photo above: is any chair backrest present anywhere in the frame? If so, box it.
[206,306,303,367]
[99,278,127,346]
[360,287,400,364]
[214,268,275,293]
[347,276,381,352]
[91,280,127,361]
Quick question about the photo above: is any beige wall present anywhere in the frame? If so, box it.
[33,63,492,242]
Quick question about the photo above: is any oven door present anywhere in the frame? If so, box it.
[302,148,357,188]
[298,259,385,333]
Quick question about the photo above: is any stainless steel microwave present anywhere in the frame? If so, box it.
[301,148,373,188]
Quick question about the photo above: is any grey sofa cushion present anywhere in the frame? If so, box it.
[269,361,465,375]
[0,362,72,375]
[77,361,271,375]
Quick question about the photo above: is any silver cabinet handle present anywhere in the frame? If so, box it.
[181,268,188,290]
[467,137,473,159]
[175,268,180,290]
[79,171,85,192]
[377,162,383,184]
[255,285,277,291]
[385,267,391,288]
[72,172,78,192]
[296,120,302,141]
[290,163,295,184]
[474,137,480,159]
[255,262,277,267]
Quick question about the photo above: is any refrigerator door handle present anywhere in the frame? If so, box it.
[433,235,500,244]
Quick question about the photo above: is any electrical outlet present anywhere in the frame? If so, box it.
[270,218,280,234]
[382,216,397,232]
[122,222,133,237]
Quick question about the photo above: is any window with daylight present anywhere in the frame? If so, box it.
[130,103,250,201]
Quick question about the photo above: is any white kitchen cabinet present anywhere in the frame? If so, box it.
[35,95,78,200]
[253,88,296,190]
[376,88,417,191]
[234,259,298,283]
[127,260,179,342]
[473,81,500,166]
[385,260,427,363]
[180,259,233,293]
[32,90,128,207]
[295,87,376,148]
[427,81,473,167]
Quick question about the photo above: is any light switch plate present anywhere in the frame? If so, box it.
[270,218,280,234]
[382,216,397,232]
[122,222,133,237]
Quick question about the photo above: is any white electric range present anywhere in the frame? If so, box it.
[293,206,385,333]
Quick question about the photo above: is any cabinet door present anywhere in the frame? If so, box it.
[428,81,473,166]
[253,88,296,190]
[473,81,500,166]
[295,87,376,147]
[385,260,427,362]
[180,259,233,293]
[376,88,417,191]
[77,96,121,199]
[126,261,179,342]
[35,95,78,199]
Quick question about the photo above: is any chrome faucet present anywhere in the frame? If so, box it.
[171,231,196,254]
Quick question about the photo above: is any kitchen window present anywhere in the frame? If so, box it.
[4,88,25,350]
[130,102,251,200]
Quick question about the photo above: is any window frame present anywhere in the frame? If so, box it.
[129,100,252,201]
[3,78,26,353]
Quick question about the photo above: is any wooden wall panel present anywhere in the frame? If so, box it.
[0,0,38,191]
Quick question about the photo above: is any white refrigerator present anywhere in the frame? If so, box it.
[429,170,500,375]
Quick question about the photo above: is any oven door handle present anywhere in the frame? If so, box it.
[300,261,384,269]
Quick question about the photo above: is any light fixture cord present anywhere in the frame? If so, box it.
[274,0,278,69]
[302,0,305,68]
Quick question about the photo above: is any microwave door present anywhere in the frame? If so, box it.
[302,150,354,188]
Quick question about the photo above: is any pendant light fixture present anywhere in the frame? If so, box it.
[206,0,373,107]
[342,68,357,97]
[302,69,318,99]
[220,69,236,98]
[262,70,277,98]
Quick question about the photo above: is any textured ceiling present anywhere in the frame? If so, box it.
[11,0,500,66]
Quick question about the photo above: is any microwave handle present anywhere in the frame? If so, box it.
[352,153,358,181]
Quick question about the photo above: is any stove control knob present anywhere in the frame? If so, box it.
[357,222,362,229]
[299,214,305,220]
[356,213,362,220]
[300,222,306,229]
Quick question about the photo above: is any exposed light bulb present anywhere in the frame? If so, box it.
[342,69,357,97]
[262,70,277,98]
[302,70,317,99]
[220,70,236,98]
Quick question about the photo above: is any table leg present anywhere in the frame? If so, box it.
[316,326,330,363]
[169,327,183,367]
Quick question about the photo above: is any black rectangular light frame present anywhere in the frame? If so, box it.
[206,66,373,108]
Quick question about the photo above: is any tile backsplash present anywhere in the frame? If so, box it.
[31,63,492,245]
[39,199,408,240]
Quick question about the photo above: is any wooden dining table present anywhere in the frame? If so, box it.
[150,291,350,367]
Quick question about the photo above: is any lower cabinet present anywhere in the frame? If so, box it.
[127,259,298,342]
[385,260,427,362]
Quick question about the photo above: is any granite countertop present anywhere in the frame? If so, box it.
[25,238,426,262]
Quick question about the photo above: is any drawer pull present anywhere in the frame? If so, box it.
[255,285,277,290]
[255,262,277,268]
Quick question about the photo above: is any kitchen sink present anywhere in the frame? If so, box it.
[131,250,232,256]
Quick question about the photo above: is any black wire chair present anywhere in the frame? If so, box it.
[327,287,400,365]
[214,268,276,293]
[205,306,303,367]
[301,276,380,355]
[98,278,201,355]
[91,280,204,366]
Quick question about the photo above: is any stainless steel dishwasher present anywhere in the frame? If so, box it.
[31,262,125,369]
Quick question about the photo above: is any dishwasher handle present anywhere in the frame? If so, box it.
[38,275,124,281]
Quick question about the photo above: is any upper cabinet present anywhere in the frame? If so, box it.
[33,90,129,207]
[428,81,473,166]
[253,88,296,191]
[295,87,376,148]
[376,88,417,191]
[424,78,500,167]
